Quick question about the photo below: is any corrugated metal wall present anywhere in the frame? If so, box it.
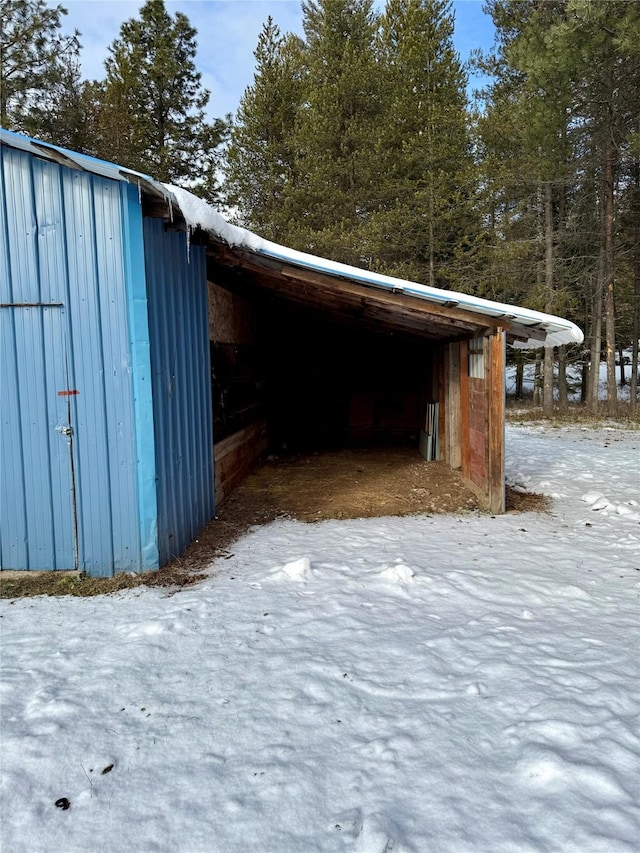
[1,146,143,574]
[143,219,214,566]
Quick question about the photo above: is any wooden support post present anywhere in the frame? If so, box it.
[437,350,446,462]
[446,342,462,469]
[487,329,506,513]
[460,339,470,477]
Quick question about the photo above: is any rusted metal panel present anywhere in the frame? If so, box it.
[144,219,214,566]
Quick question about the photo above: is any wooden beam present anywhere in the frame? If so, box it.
[438,351,446,462]
[459,339,470,477]
[487,329,506,513]
[208,242,550,345]
[236,250,547,337]
[276,262,486,331]
[446,342,462,469]
[242,265,483,337]
[506,322,547,343]
[243,267,476,339]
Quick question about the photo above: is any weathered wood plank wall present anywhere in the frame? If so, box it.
[213,420,268,506]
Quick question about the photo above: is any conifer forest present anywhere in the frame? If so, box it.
[2,0,639,414]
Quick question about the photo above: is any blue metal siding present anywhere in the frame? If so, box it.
[121,184,159,571]
[1,146,144,575]
[143,219,214,566]
[1,148,76,569]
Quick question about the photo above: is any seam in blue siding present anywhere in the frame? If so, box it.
[1,147,29,569]
[121,183,159,571]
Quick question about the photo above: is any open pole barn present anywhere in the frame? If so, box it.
[0,133,583,578]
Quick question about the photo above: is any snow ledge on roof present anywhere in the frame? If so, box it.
[165,184,584,350]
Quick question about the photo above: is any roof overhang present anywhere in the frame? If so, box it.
[205,237,541,344]
[0,130,584,348]
[163,185,583,349]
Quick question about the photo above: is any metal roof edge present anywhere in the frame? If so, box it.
[0,129,171,202]
[246,247,584,350]
[0,133,583,349]
[161,186,584,349]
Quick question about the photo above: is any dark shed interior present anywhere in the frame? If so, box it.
[208,266,440,454]
[203,236,511,512]
[260,301,434,451]
[205,249,460,505]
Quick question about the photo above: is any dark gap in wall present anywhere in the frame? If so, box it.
[258,300,434,453]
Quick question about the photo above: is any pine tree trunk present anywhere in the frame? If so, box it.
[632,298,639,415]
[588,252,604,411]
[543,182,554,416]
[427,140,435,289]
[631,159,640,415]
[603,132,617,412]
[543,347,554,416]
[515,357,524,400]
[533,352,542,406]
[428,208,435,289]
[556,175,568,412]
[558,345,568,410]
[427,65,437,291]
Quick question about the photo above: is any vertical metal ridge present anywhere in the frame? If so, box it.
[33,158,70,565]
[144,219,213,566]
[121,181,158,572]
[1,147,27,569]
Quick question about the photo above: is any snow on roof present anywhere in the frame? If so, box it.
[0,130,583,349]
[166,185,583,349]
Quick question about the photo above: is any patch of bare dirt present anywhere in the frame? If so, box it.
[163,447,483,577]
[246,447,482,521]
[1,449,550,597]
[505,485,551,513]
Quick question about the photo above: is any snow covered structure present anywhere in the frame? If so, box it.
[1,131,582,577]
[1,131,213,576]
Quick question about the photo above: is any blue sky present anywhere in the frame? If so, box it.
[59,0,495,117]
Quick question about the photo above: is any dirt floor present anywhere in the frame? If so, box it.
[238,447,482,521]
[0,447,548,597]
[169,447,547,575]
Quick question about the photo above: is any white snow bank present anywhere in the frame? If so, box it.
[273,556,312,581]
[581,491,640,521]
[506,360,639,403]
[378,562,415,583]
[1,425,638,853]
[165,184,583,350]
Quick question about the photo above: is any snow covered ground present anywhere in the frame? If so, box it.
[506,360,639,402]
[1,424,639,853]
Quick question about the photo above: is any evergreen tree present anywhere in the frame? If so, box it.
[95,0,228,200]
[479,0,640,411]
[367,0,478,290]
[0,0,79,129]
[224,18,304,240]
[18,58,94,151]
[476,1,576,413]
[288,0,382,264]
[474,78,540,307]
[545,0,639,410]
